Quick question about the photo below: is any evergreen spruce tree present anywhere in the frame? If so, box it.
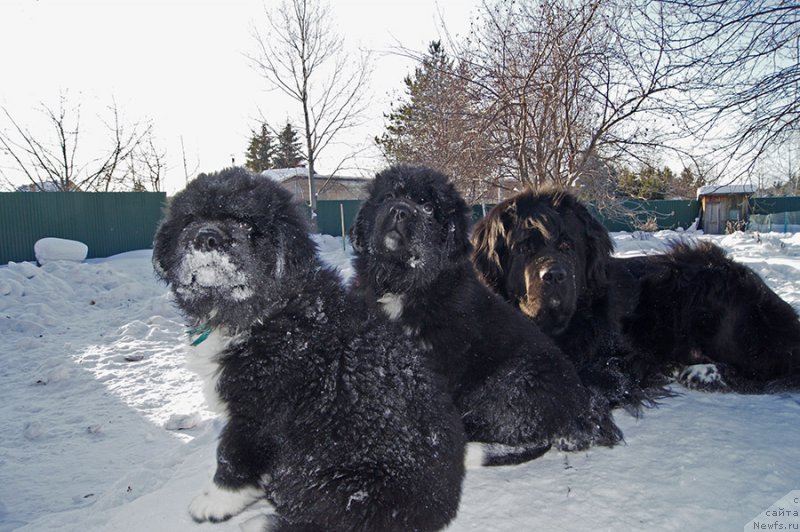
[273,122,305,168]
[375,41,495,201]
[244,124,275,173]
[616,165,673,200]
[376,41,453,164]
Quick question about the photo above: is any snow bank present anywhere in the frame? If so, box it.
[1,231,799,532]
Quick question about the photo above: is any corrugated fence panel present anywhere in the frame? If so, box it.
[0,192,166,264]
[3,194,794,265]
[750,196,800,215]
[316,199,702,235]
[595,199,701,232]
[316,200,364,237]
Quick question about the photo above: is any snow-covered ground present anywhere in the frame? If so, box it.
[2,231,799,532]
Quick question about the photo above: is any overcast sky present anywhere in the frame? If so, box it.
[0,0,475,193]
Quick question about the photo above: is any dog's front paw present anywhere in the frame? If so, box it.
[188,483,262,523]
[678,363,728,391]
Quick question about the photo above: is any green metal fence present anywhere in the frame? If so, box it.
[315,198,703,237]
[747,197,800,233]
[594,199,701,232]
[3,193,798,265]
[0,192,166,264]
[315,200,363,238]
[749,196,800,215]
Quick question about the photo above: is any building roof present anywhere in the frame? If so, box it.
[259,167,312,183]
[696,184,757,198]
[259,167,370,184]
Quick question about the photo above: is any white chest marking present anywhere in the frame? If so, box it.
[185,329,237,415]
[377,293,404,321]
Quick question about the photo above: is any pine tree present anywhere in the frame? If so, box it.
[616,164,673,200]
[376,41,455,163]
[375,41,495,201]
[273,122,305,168]
[670,167,705,199]
[244,124,276,173]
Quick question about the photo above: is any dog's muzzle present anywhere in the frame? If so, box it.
[380,201,415,252]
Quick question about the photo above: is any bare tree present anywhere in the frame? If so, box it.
[449,0,701,195]
[654,0,800,181]
[250,0,372,221]
[0,94,164,192]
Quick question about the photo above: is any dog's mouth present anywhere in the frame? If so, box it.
[184,272,253,301]
[174,249,254,302]
[518,295,573,336]
[383,229,404,251]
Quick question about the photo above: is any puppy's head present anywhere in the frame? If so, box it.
[153,167,315,328]
[350,164,471,293]
[472,189,613,335]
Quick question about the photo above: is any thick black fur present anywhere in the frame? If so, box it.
[472,188,800,396]
[350,165,622,464]
[470,189,655,411]
[153,168,466,532]
[619,240,800,392]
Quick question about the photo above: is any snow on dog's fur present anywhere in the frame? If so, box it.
[350,164,622,466]
[152,167,466,531]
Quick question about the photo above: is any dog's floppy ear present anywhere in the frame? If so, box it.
[571,199,613,289]
[151,198,186,281]
[348,205,369,254]
[444,193,473,261]
[471,203,513,294]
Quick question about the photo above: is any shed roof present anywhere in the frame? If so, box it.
[696,184,756,198]
[259,167,369,184]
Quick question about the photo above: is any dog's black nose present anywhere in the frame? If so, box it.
[540,265,568,285]
[389,203,412,222]
[193,226,224,251]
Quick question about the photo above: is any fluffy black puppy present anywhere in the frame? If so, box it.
[153,168,466,532]
[350,164,621,465]
[472,188,800,395]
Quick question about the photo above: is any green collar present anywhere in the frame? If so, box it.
[187,324,213,346]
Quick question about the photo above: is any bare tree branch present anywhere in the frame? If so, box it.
[0,94,164,191]
[249,0,372,219]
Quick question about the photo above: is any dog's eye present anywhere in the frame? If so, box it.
[420,203,434,215]
[516,240,537,253]
[381,192,395,203]
[559,241,572,252]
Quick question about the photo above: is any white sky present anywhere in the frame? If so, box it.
[0,0,476,194]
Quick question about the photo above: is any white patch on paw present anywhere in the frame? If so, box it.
[679,363,727,390]
[464,442,486,469]
[188,482,262,523]
[378,293,404,321]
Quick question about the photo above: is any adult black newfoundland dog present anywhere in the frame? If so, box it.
[153,168,466,531]
[472,188,800,395]
[350,165,621,466]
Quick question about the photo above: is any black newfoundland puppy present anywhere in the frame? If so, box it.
[472,188,800,395]
[153,168,466,532]
[350,165,621,466]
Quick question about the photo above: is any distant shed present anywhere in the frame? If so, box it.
[260,167,370,201]
[697,184,756,234]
